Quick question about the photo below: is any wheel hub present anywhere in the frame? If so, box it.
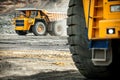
[57,26,62,32]
[37,25,43,32]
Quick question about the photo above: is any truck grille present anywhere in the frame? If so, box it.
[16,20,24,26]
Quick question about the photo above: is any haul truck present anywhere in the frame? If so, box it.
[13,8,67,36]
[67,0,120,79]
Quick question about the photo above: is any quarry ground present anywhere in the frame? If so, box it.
[0,34,86,80]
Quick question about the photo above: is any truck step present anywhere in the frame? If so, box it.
[92,48,107,62]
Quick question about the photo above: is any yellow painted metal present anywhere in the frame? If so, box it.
[99,19,120,39]
[15,18,34,31]
[83,0,120,40]
[103,0,120,19]
[83,0,90,27]
[47,12,67,22]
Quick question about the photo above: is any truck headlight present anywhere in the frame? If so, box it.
[28,20,33,24]
[111,5,120,12]
[107,28,115,34]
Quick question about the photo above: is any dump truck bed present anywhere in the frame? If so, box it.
[47,12,67,22]
[15,8,67,22]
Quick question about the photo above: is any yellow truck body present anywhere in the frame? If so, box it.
[82,0,120,39]
[13,8,67,36]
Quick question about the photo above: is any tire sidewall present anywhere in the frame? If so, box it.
[53,21,63,36]
[32,22,47,36]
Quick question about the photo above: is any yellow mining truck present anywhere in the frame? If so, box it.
[13,8,67,36]
[67,0,120,79]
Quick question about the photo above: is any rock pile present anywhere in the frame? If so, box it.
[0,15,15,34]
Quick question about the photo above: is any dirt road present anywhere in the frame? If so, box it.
[0,34,68,51]
[0,34,86,80]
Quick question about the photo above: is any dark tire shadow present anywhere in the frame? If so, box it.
[0,70,85,80]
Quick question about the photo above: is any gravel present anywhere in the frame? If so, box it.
[0,15,15,34]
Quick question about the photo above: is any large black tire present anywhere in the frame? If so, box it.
[15,30,27,35]
[67,0,116,79]
[32,22,47,36]
[49,21,63,36]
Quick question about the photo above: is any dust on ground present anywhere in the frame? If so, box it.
[0,50,84,80]
[0,34,85,80]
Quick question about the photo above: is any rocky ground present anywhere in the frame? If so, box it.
[0,15,15,34]
[0,34,86,80]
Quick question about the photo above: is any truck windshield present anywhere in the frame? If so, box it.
[15,11,26,17]
[15,11,37,18]
[30,11,37,18]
